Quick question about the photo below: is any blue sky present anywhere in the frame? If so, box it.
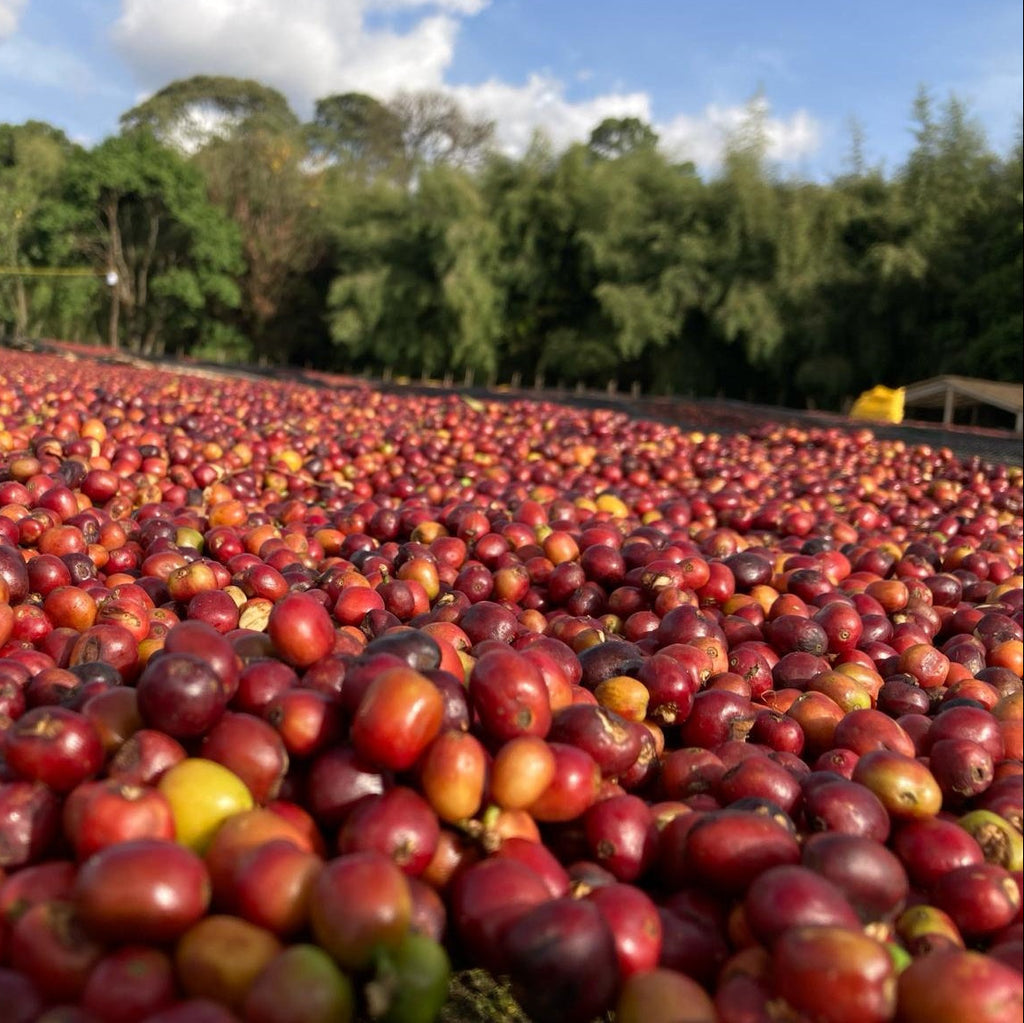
[1,1,1020,178]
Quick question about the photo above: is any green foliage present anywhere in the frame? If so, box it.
[894,96,1022,382]
[578,148,708,374]
[325,165,502,378]
[701,111,788,373]
[197,124,323,361]
[190,321,255,364]
[794,353,855,406]
[587,117,659,160]
[53,128,244,353]
[120,75,299,152]
[2,80,1021,405]
[942,130,1023,379]
[0,121,80,339]
[479,137,594,381]
[307,93,407,180]
[324,177,415,370]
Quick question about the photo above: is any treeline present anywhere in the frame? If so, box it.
[1,76,1021,409]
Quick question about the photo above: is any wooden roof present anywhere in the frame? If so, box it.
[901,375,1022,416]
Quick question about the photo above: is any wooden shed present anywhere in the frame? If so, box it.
[901,375,1023,434]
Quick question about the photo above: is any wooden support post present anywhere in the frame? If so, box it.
[943,386,955,426]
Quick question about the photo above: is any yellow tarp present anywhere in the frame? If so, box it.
[850,384,905,424]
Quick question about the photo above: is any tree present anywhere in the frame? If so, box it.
[483,133,709,393]
[480,138,604,384]
[0,121,78,339]
[307,92,406,180]
[587,117,659,160]
[773,181,863,407]
[840,116,870,179]
[197,125,325,363]
[578,146,708,385]
[56,129,244,353]
[120,75,299,153]
[418,165,505,377]
[940,125,1022,381]
[325,164,503,378]
[389,90,495,171]
[322,175,411,371]
[892,89,1006,381]
[700,99,787,393]
[41,69,1012,402]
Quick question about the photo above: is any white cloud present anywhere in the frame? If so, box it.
[109,0,821,173]
[455,77,820,172]
[450,73,652,156]
[0,0,27,38]
[762,109,821,163]
[660,101,822,170]
[111,0,463,103]
[371,0,489,12]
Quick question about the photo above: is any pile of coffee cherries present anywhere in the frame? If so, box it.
[0,348,1021,1023]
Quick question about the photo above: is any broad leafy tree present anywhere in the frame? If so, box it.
[197,126,324,363]
[120,75,299,152]
[54,129,243,353]
[0,122,80,339]
[587,117,659,160]
[307,92,406,180]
